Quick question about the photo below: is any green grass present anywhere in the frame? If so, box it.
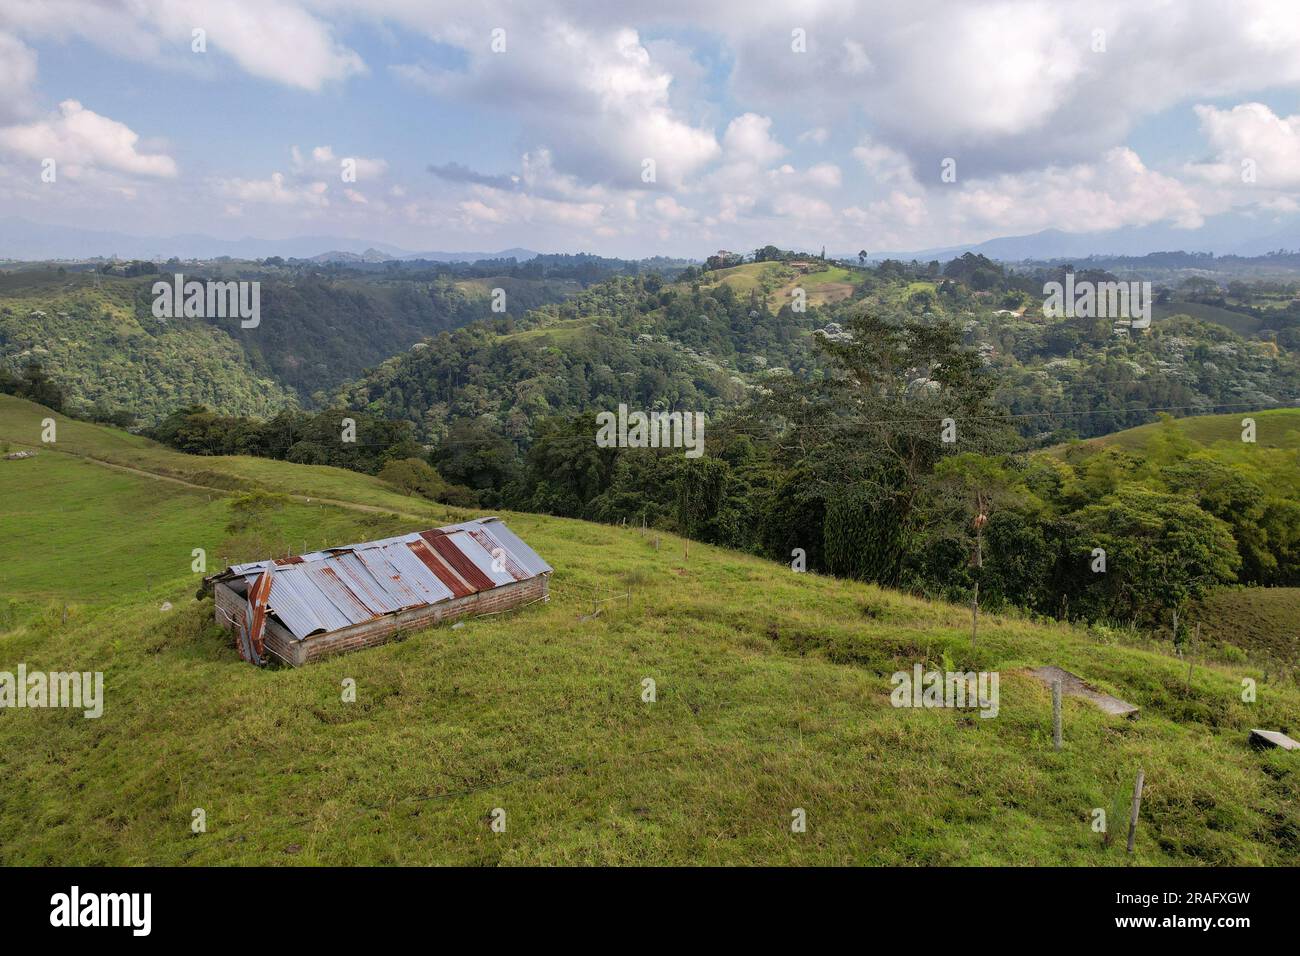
[1,400,1297,865]
[0,394,459,519]
[496,317,596,345]
[1155,301,1261,336]
[798,266,856,288]
[1193,588,1300,665]
[1057,406,1300,453]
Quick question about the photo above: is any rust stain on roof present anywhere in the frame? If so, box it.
[215,517,551,643]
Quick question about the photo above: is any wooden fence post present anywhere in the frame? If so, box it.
[1126,769,1145,854]
[1052,679,1063,750]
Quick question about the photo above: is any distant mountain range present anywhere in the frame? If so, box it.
[852,211,1300,264]
[0,218,539,263]
[6,208,1300,266]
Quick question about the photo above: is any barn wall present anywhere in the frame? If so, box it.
[264,619,305,667]
[297,574,549,665]
[213,582,245,637]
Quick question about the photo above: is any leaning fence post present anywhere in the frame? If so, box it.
[1126,768,1145,854]
[1052,679,1063,750]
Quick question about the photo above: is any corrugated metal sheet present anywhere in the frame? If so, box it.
[420,530,497,592]
[217,517,549,646]
[380,543,456,605]
[465,527,529,582]
[463,517,553,577]
[330,552,407,616]
[302,564,374,625]
[269,566,355,638]
[405,538,475,599]
[444,529,516,587]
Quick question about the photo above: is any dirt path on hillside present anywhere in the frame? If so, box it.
[2,438,431,523]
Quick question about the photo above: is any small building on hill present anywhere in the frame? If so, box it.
[207,516,551,666]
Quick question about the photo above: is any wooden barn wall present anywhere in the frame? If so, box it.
[214,573,549,667]
[213,582,245,637]
[297,574,548,665]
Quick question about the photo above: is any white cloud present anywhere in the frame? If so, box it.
[852,136,918,188]
[805,162,842,189]
[953,147,1207,234]
[6,1,1300,255]
[1186,103,1300,189]
[0,32,37,124]
[1,0,364,91]
[395,24,718,189]
[0,99,177,178]
[722,113,786,166]
[218,171,329,207]
[291,145,388,181]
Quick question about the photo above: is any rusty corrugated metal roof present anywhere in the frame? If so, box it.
[216,517,550,642]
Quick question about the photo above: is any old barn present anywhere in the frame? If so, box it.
[209,516,551,666]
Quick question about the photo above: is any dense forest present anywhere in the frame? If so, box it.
[0,263,578,423]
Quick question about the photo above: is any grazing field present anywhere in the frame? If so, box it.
[1154,301,1262,336]
[1056,406,1300,454]
[1,398,1297,865]
[1193,588,1300,665]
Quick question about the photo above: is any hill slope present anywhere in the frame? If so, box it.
[1056,406,1300,453]
[1,396,1296,865]
[0,268,571,424]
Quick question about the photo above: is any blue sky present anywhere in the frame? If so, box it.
[2,1,1300,257]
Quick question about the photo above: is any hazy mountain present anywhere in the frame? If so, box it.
[0,217,539,264]
[854,211,1300,263]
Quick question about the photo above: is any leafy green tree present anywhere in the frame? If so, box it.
[1070,486,1240,626]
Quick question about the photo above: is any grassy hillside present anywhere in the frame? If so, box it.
[1,395,1297,865]
[701,261,858,311]
[1057,406,1300,453]
[1192,588,1300,664]
[1154,300,1263,336]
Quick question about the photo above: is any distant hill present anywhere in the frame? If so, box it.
[0,267,573,422]
[846,210,1300,265]
[0,217,539,264]
[1052,406,1300,454]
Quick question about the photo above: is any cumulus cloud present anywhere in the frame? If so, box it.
[1186,103,1300,189]
[852,136,918,189]
[0,32,37,124]
[395,24,719,189]
[428,161,520,191]
[6,0,1300,254]
[715,0,1300,176]
[952,147,1208,235]
[0,99,177,178]
[722,113,786,166]
[218,171,329,207]
[1,0,363,90]
[291,144,387,181]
